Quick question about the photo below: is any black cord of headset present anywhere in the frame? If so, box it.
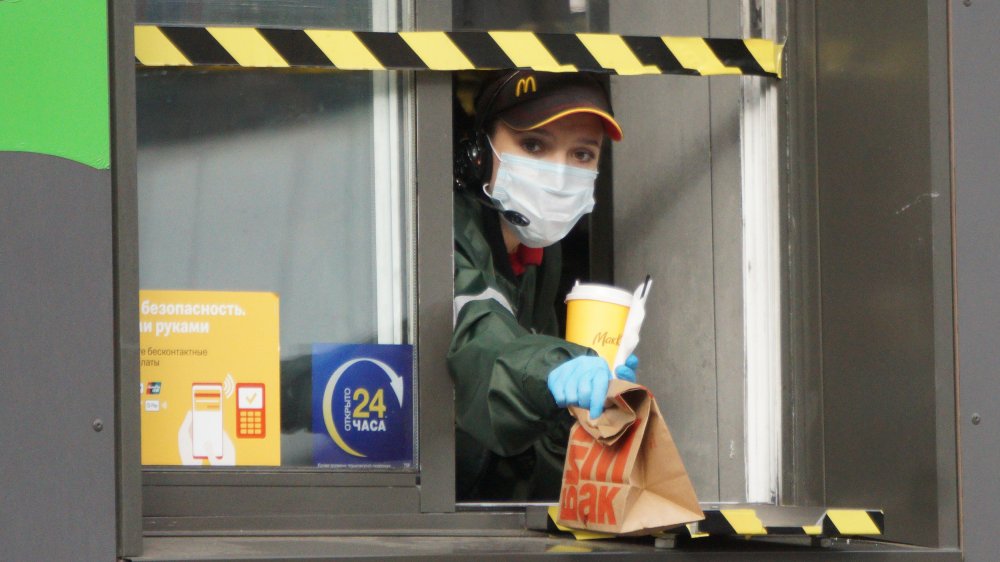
[467,70,532,227]
[479,193,531,227]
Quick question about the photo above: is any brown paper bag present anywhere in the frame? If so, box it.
[556,379,704,535]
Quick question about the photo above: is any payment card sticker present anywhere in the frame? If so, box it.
[311,344,414,469]
[139,290,281,466]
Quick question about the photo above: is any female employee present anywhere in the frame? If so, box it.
[449,70,639,501]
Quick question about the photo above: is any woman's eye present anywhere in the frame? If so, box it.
[520,139,543,153]
[574,150,596,163]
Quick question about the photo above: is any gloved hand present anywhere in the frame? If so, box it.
[547,356,614,419]
[615,354,639,383]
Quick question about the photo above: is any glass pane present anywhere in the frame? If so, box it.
[139,72,382,348]
[453,0,608,32]
[135,0,371,28]
[137,1,415,470]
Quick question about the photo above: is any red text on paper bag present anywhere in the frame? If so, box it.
[559,420,640,526]
[556,379,703,535]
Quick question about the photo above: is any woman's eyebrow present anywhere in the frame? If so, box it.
[515,129,554,139]
[577,138,602,147]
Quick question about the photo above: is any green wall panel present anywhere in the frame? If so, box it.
[0,0,110,169]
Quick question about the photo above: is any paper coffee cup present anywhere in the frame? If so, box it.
[565,283,633,369]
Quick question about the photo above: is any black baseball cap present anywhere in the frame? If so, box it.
[475,70,623,141]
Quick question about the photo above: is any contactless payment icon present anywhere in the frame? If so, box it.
[236,383,266,438]
[311,344,414,468]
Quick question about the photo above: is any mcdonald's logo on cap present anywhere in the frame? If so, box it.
[515,76,537,97]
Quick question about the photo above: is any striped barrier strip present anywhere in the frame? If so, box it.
[689,508,884,538]
[539,506,883,539]
[822,509,885,536]
[698,508,769,536]
[134,27,783,78]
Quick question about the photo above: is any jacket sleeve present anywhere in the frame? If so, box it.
[447,242,592,458]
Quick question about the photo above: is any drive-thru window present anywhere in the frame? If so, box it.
[4,1,983,560]
[132,0,791,523]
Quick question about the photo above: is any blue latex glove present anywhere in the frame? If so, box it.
[615,354,639,383]
[547,356,613,419]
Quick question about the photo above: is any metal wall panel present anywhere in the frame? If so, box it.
[708,0,751,504]
[0,154,118,558]
[814,0,951,546]
[953,0,1000,559]
[143,485,421,517]
[925,1,958,549]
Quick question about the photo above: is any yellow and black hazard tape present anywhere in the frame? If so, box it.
[538,505,882,540]
[820,509,885,536]
[134,26,782,78]
[698,508,769,536]
[692,508,884,538]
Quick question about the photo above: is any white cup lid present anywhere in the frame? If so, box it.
[565,282,633,307]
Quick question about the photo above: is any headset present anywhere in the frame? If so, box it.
[454,70,531,226]
[454,70,519,191]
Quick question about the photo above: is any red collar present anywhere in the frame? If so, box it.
[509,245,544,276]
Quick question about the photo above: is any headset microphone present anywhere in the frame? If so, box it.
[477,197,531,227]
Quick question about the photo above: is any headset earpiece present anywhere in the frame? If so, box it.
[454,129,490,191]
[455,70,519,191]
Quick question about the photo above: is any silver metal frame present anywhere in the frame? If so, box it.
[778,0,826,509]
[111,0,143,556]
[412,0,457,514]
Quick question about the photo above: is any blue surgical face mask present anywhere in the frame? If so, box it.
[485,139,598,248]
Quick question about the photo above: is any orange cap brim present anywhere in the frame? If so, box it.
[508,107,624,142]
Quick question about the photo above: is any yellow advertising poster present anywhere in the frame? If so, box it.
[139,290,280,466]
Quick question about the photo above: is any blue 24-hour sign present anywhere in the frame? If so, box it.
[311,344,414,468]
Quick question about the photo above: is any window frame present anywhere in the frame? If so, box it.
[129,0,468,529]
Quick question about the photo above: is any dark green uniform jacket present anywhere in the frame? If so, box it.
[448,190,593,501]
